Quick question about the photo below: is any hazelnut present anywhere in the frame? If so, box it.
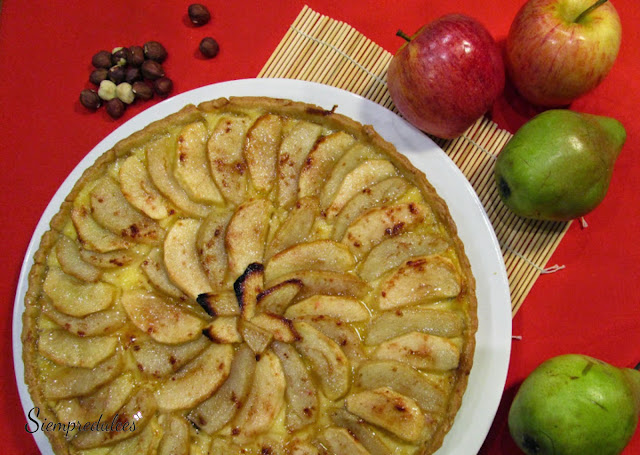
[188,4,211,26]
[125,66,142,84]
[129,45,145,67]
[98,80,117,100]
[116,82,135,104]
[199,37,219,59]
[91,50,112,69]
[89,68,109,86]
[143,41,168,63]
[79,89,101,110]
[105,98,126,119]
[111,47,130,66]
[132,81,154,101]
[141,60,165,80]
[154,77,173,97]
[107,65,126,84]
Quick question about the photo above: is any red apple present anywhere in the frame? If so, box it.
[506,0,622,107]
[387,14,505,139]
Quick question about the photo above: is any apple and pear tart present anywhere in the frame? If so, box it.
[22,96,477,455]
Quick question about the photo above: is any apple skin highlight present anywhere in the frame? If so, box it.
[387,14,504,139]
[506,0,622,107]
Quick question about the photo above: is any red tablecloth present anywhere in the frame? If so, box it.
[1,0,638,453]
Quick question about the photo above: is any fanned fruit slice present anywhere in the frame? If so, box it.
[154,344,234,411]
[121,289,205,344]
[164,218,213,299]
[174,121,224,204]
[22,97,476,455]
[90,176,164,244]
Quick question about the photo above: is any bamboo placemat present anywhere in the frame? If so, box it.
[258,5,571,315]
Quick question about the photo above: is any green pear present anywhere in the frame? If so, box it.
[508,354,640,455]
[495,110,626,221]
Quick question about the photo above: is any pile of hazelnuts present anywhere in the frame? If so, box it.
[79,4,219,120]
[80,42,172,119]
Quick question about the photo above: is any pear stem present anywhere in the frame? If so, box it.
[574,0,608,23]
[396,30,412,42]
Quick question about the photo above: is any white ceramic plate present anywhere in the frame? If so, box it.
[13,78,511,454]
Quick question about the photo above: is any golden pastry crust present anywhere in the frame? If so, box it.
[22,96,477,455]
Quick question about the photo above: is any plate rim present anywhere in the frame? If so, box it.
[12,77,511,454]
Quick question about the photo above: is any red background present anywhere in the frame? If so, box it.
[1,0,638,453]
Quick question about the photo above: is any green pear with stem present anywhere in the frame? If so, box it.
[509,354,640,455]
[495,109,625,221]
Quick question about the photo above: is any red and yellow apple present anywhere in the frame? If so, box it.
[506,0,622,107]
[387,14,505,139]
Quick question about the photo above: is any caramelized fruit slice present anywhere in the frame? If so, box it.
[55,373,134,424]
[373,332,460,371]
[264,196,319,260]
[196,290,240,317]
[155,344,234,411]
[341,203,428,259]
[277,120,323,209]
[267,270,367,301]
[146,135,211,218]
[188,344,256,433]
[234,262,264,320]
[272,341,318,432]
[330,409,392,455]
[119,155,173,219]
[141,247,186,299]
[332,177,410,241]
[90,176,163,244]
[202,316,241,344]
[226,198,272,279]
[256,279,303,315]
[345,387,425,442]
[55,235,101,282]
[71,388,157,448]
[365,307,464,345]
[157,413,190,455]
[38,330,117,368]
[251,313,298,343]
[207,115,250,205]
[325,159,398,219]
[121,290,205,344]
[298,131,356,198]
[43,353,123,400]
[320,427,372,455]
[164,218,213,299]
[71,205,130,253]
[244,113,283,194]
[355,360,447,414]
[229,349,286,442]
[378,255,461,310]
[358,232,449,282]
[78,248,135,269]
[43,266,116,317]
[293,321,350,400]
[298,315,365,364]
[285,295,369,322]
[264,240,355,283]
[196,208,232,289]
[131,336,209,378]
[42,298,127,336]
[174,121,223,204]
[320,143,375,209]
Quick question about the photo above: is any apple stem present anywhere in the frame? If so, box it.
[396,30,412,42]
[574,0,608,23]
